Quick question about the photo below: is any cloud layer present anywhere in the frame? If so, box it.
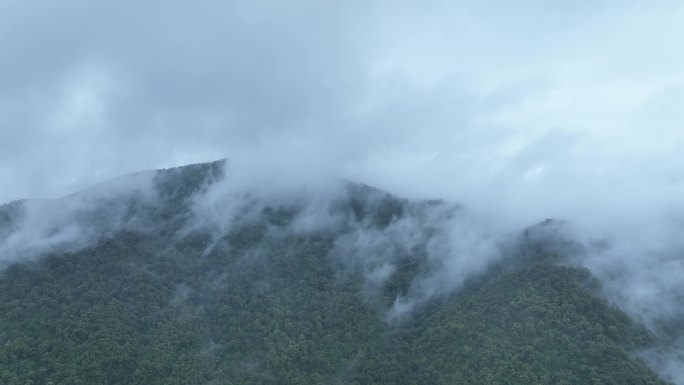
[1,1,683,229]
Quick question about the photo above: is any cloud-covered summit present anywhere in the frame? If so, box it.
[3,2,684,380]
[2,157,684,382]
[0,160,503,319]
[2,1,684,233]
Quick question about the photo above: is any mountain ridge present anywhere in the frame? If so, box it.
[0,160,673,384]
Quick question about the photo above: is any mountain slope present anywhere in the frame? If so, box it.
[0,161,671,384]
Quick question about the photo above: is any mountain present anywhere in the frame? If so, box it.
[0,161,672,384]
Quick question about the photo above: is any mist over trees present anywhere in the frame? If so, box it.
[0,161,681,384]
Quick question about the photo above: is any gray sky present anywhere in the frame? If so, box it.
[2,0,684,227]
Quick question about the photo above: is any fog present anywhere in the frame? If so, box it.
[2,0,684,382]
[0,171,158,267]
[3,1,684,226]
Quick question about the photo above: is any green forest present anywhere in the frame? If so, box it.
[0,162,672,384]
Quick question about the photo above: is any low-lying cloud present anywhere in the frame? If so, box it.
[0,171,157,267]
[180,168,505,320]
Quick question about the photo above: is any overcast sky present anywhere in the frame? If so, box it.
[2,0,684,226]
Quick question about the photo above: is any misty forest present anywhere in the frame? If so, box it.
[0,161,681,385]
[4,0,684,384]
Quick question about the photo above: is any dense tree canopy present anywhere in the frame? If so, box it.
[0,162,671,384]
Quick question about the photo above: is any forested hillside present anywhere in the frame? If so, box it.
[0,162,671,384]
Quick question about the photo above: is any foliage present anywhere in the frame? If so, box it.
[0,163,671,384]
